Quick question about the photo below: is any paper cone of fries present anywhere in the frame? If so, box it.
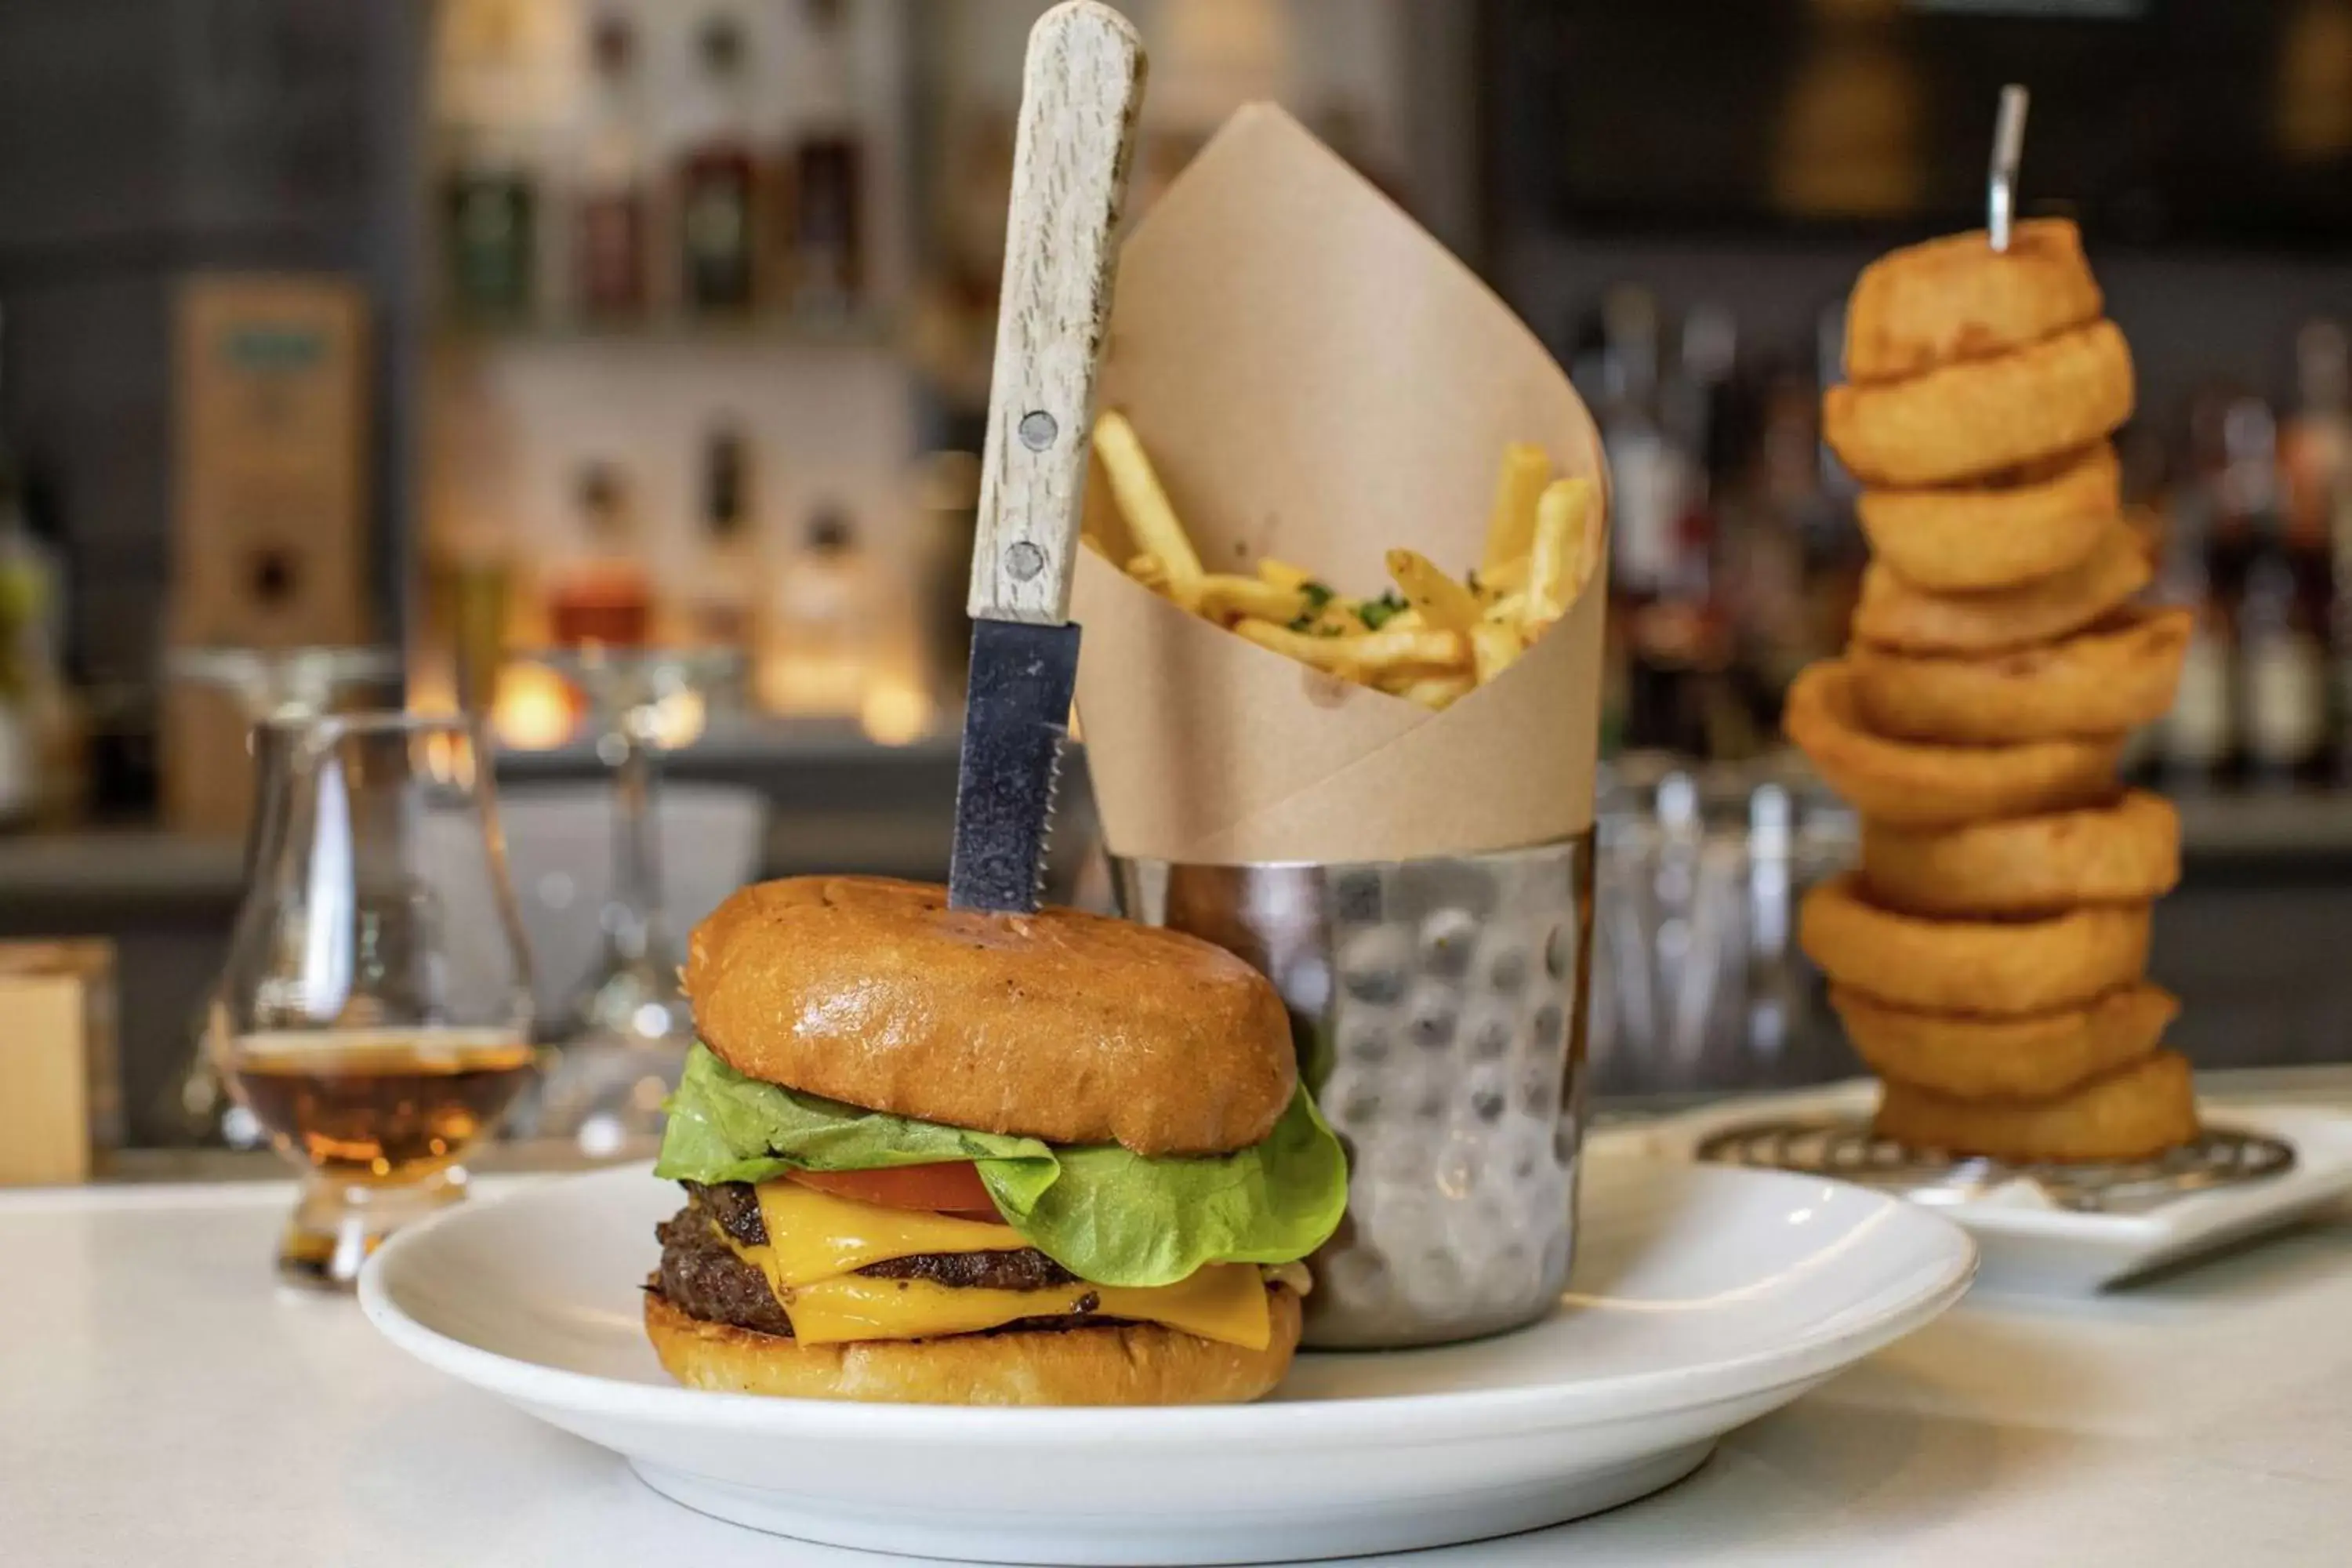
[1073,105,1610,865]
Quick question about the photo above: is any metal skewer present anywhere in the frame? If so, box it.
[1987,83,2030,251]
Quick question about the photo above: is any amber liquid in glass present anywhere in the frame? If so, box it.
[227,1030,536,1184]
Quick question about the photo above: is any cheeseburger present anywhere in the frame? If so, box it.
[644,876,1347,1406]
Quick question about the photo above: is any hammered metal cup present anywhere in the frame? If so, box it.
[1111,837,1595,1348]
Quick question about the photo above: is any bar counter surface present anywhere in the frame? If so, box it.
[5,1078,2351,1565]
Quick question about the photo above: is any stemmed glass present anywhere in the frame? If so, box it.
[521,644,743,1154]
[208,713,535,1288]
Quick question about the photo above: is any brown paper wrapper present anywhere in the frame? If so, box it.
[1073,105,1610,865]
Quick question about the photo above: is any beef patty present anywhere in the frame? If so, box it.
[652,1181,1090,1340]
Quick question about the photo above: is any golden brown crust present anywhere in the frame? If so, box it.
[1853,523,2151,655]
[1856,444,2122,593]
[644,1286,1303,1406]
[1784,662,2125,829]
[1800,874,2150,1017]
[1875,1051,2198,1163]
[1843,220,2104,384]
[1825,321,2135,488]
[1861,792,2180,919]
[686,877,1295,1156]
[1835,984,2176,1102]
[1848,607,2192,744]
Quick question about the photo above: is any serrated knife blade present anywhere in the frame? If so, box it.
[948,620,1077,913]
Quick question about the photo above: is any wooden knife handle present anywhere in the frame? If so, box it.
[966,1,1146,626]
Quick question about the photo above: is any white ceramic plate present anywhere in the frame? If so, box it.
[361,1156,1973,1565]
[1637,1082,2352,1293]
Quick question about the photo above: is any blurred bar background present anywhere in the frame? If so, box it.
[0,0,2347,1149]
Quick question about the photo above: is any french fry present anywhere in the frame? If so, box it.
[1470,622,1525,684]
[1526,477,1597,630]
[1094,410,1203,608]
[1194,574,1308,626]
[1394,673,1475,710]
[1385,549,1481,633]
[1475,556,1529,598]
[1232,619,1467,684]
[1479,443,1552,581]
[1481,591,1528,626]
[1127,552,1169,591]
[1255,557,1316,592]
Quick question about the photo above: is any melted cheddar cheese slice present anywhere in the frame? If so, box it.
[745,1181,1029,1287]
[719,1179,1276,1350]
[780,1265,1272,1349]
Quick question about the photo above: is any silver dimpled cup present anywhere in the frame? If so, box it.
[1110,837,1594,1348]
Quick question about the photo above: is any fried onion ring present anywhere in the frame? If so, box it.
[1784,662,2125,829]
[1853,523,2151,655]
[1800,874,2150,1016]
[1824,321,2134,488]
[1835,983,2176,1102]
[1860,791,2180,919]
[1875,1050,2198,1163]
[1849,607,2191,744]
[1844,219,2104,384]
[1856,443,2121,593]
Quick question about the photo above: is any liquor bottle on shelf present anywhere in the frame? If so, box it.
[781,0,866,320]
[443,125,539,322]
[547,463,652,648]
[1593,288,1702,754]
[757,505,874,718]
[2151,488,2231,791]
[677,15,761,318]
[2280,320,2352,782]
[0,321,74,826]
[2238,533,2328,790]
[682,426,760,648]
[572,14,649,323]
[2211,397,2328,787]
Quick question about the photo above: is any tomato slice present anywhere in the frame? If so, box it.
[789,1163,1000,1218]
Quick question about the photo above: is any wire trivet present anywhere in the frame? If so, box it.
[1694,1118,2296,1214]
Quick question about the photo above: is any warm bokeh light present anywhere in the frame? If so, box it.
[491,661,579,750]
[859,678,935,746]
[647,688,707,750]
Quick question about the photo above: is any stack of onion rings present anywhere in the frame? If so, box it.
[1874,1050,2198,1163]
[1852,524,2151,655]
[1801,874,2151,1017]
[1847,606,2193,744]
[1835,983,2176,1102]
[1860,792,2180,919]
[1796,223,2198,1163]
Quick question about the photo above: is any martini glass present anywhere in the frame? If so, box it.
[518,644,745,1156]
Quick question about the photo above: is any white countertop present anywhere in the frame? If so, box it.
[4,1157,2350,1567]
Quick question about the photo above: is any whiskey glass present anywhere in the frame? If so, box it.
[209,713,535,1288]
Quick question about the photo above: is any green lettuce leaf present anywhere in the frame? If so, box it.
[655,1043,1347,1288]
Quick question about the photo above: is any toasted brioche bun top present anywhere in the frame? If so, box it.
[685,877,1296,1156]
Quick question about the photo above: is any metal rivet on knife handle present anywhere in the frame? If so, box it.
[964,0,1147,629]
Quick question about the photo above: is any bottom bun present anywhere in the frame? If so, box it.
[1875,1050,2198,1163]
[644,1287,1303,1406]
